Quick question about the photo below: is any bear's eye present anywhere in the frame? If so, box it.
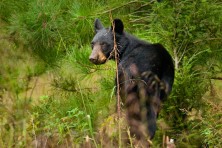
[100,42,106,46]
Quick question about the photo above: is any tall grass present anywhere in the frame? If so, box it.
[0,0,222,147]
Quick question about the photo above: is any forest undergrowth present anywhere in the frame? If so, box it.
[0,0,222,147]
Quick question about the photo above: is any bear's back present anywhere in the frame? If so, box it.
[119,42,173,79]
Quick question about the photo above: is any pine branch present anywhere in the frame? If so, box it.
[193,38,222,44]
[54,85,98,92]
[99,0,143,15]
[211,77,222,80]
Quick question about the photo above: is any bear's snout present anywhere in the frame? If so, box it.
[89,44,107,64]
[89,57,106,65]
[89,57,98,64]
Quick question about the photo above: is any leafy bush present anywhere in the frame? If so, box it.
[6,0,141,65]
[130,0,222,146]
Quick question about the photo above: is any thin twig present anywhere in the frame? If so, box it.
[134,0,155,11]
[178,40,188,64]
[76,61,114,72]
[193,38,222,44]
[211,77,222,80]
[29,77,39,99]
[99,0,141,15]
[54,85,98,92]
[28,112,37,148]
[109,12,122,147]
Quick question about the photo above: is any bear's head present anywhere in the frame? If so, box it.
[89,18,124,65]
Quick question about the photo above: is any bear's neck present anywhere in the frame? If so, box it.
[117,32,149,60]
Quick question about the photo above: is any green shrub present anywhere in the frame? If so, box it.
[1,0,221,147]
[131,0,221,146]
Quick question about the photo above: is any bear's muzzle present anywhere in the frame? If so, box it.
[89,44,107,64]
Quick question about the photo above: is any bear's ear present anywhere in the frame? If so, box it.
[94,19,104,33]
[111,19,124,34]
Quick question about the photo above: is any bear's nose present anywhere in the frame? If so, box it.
[89,58,97,64]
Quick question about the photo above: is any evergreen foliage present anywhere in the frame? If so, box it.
[0,0,221,147]
[131,0,222,146]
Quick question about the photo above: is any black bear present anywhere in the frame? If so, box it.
[89,18,174,144]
